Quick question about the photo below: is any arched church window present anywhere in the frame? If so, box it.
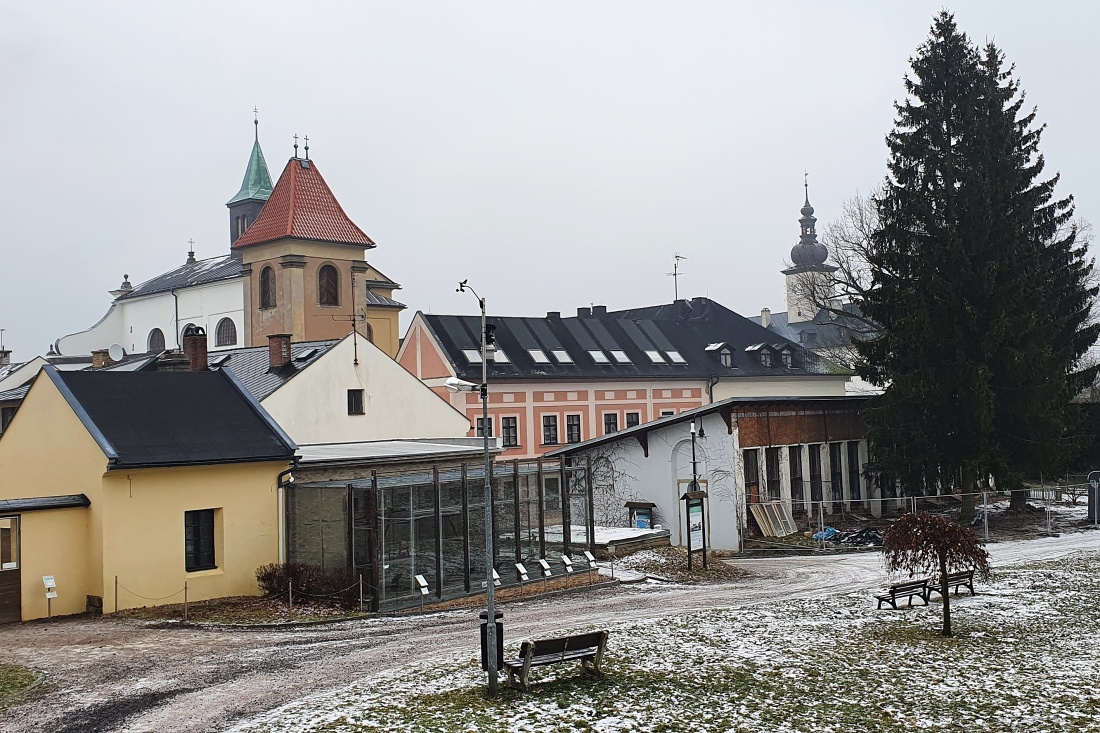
[318,264,339,306]
[147,328,165,352]
[215,318,237,347]
[260,266,276,309]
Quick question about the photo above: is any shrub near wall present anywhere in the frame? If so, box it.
[256,563,361,609]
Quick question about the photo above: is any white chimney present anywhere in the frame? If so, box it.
[760,308,771,329]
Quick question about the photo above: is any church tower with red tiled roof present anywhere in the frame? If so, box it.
[234,144,405,356]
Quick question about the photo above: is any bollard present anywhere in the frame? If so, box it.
[479,610,504,673]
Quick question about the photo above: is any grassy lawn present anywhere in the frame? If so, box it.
[0,664,38,709]
[235,554,1100,732]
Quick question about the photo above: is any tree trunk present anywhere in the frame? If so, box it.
[939,553,951,637]
[959,465,976,525]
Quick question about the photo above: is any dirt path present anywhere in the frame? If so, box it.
[3,530,1098,733]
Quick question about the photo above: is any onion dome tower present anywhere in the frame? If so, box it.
[781,178,837,323]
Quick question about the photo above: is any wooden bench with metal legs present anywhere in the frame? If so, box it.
[504,631,608,691]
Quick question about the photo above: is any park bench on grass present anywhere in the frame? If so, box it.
[927,569,976,599]
[875,578,930,610]
[504,630,609,691]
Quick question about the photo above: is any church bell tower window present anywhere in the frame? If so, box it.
[259,266,277,309]
[318,264,339,306]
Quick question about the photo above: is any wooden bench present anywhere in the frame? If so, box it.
[504,630,608,691]
[928,569,976,599]
[875,579,930,610]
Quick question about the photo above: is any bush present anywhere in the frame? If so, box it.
[256,563,362,609]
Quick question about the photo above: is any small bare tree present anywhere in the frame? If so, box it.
[882,512,991,636]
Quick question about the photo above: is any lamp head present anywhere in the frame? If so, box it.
[457,279,468,293]
[690,420,697,435]
[444,376,479,393]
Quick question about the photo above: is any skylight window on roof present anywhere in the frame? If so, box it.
[528,349,550,363]
[295,348,319,362]
[665,351,687,364]
[552,350,573,364]
[494,350,511,364]
[210,354,231,367]
[645,350,665,364]
[589,350,610,364]
[611,350,631,363]
[463,349,482,363]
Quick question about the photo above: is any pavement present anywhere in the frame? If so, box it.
[2,529,1098,733]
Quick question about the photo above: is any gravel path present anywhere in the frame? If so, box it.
[3,530,1098,733]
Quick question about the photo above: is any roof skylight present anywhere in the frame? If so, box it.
[210,354,231,367]
[493,350,511,364]
[528,349,550,364]
[665,351,687,364]
[611,350,631,363]
[589,350,610,364]
[462,349,482,363]
[645,350,665,364]
[552,350,573,364]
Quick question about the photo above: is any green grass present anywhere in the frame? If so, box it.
[0,664,38,709]
[239,555,1100,732]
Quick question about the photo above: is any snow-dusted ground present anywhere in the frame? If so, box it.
[2,529,1099,732]
[229,531,1100,733]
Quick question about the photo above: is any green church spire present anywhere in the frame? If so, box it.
[227,115,274,205]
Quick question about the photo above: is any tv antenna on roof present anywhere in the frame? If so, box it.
[666,253,687,301]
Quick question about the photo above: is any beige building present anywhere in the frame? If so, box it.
[0,367,295,622]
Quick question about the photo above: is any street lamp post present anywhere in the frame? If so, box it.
[689,420,708,571]
[453,280,499,696]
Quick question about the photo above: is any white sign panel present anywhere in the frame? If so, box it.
[42,576,56,590]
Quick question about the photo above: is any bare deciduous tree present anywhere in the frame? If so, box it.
[882,512,991,636]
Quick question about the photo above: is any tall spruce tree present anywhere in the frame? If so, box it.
[857,12,1098,511]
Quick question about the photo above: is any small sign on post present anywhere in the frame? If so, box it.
[561,555,574,573]
[515,563,529,582]
[43,576,57,618]
[538,559,552,577]
[414,574,430,596]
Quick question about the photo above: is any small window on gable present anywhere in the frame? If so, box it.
[147,328,165,352]
[719,349,733,368]
[319,264,339,306]
[348,389,365,415]
[260,266,277,309]
[215,318,237,347]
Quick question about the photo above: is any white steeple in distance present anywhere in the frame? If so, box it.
[782,177,837,324]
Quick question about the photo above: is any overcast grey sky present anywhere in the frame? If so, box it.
[2,2,1096,360]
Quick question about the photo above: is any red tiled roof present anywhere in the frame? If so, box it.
[232,158,376,249]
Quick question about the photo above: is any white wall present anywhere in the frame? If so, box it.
[261,333,471,445]
[712,374,849,400]
[580,411,742,550]
[55,279,244,356]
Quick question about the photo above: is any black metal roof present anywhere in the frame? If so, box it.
[421,297,843,382]
[749,304,870,350]
[119,256,243,300]
[0,494,90,513]
[212,339,340,401]
[46,367,296,469]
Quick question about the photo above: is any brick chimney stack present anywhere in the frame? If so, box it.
[268,334,292,370]
[0,350,10,367]
[182,325,208,371]
[91,349,115,369]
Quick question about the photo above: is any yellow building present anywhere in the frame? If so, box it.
[0,366,295,622]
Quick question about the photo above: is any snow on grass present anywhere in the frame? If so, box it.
[233,554,1100,733]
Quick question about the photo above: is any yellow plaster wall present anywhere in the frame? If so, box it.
[0,374,108,620]
[99,461,285,613]
[19,508,91,619]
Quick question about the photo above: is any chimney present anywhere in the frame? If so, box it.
[592,305,607,316]
[576,307,591,317]
[182,325,208,371]
[268,334,293,370]
[91,349,115,369]
[760,308,771,329]
[157,351,190,372]
[0,350,9,367]
[546,311,561,320]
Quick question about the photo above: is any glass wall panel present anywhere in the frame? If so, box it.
[286,486,348,572]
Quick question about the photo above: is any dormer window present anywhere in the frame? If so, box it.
[760,351,773,368]
[782,351,793,368]
[719,349,733,368]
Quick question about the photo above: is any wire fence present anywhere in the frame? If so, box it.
[747,485,1096,551]
[112,573,374,622]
